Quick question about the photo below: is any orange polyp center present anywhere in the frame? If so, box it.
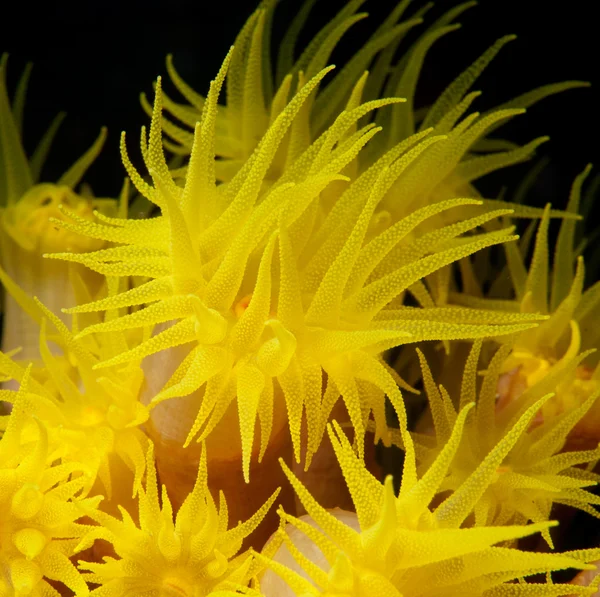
[234,294,253,318]
[497,349,599,430]
[81,405,105,427]
[508,351,553,388]
[162,576,192,597]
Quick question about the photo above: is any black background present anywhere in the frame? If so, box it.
[1,0,597,201]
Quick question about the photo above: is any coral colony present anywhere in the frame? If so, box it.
[1,1,600,596]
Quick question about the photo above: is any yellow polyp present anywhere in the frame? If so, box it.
[504,349,553,388]
[259,419,600,597]
[0,295,150,500]
[471,170,600,430]
[0,382,102,596]
[412,343,600,539]
[497,320,600,426]
[2,184,105,254]
[77,442,280,596]
[501,352,599,418]
[0,61,114,363]
[137,331,296,548]
[51,44,547,475]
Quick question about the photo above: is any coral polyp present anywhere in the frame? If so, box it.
[50,52,544,481]
[0,54,115,363]
[409,342,600,546]
[0,371,101,597]
[0,295,150,500]
[77,443,278,597]
[258,421,600,597]
[456,166,600,448]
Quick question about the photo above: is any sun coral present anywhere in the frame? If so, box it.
[258,420,600,597]
[158,0,584,203]
[454,166,600,448]
[0,54,115,362]
[77,441,278,597]
[154,0,589,334]
[409,341,600,547]
[0,0,597,595]
[48,50,544,485]
[0,368,101,597]
[154,0,431,183]
[0,286,149,503]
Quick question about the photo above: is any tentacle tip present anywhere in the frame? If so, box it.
[269,486,282,504]
[92,358,114,371]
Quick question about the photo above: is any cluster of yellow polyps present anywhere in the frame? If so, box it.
[1,1,600,596]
